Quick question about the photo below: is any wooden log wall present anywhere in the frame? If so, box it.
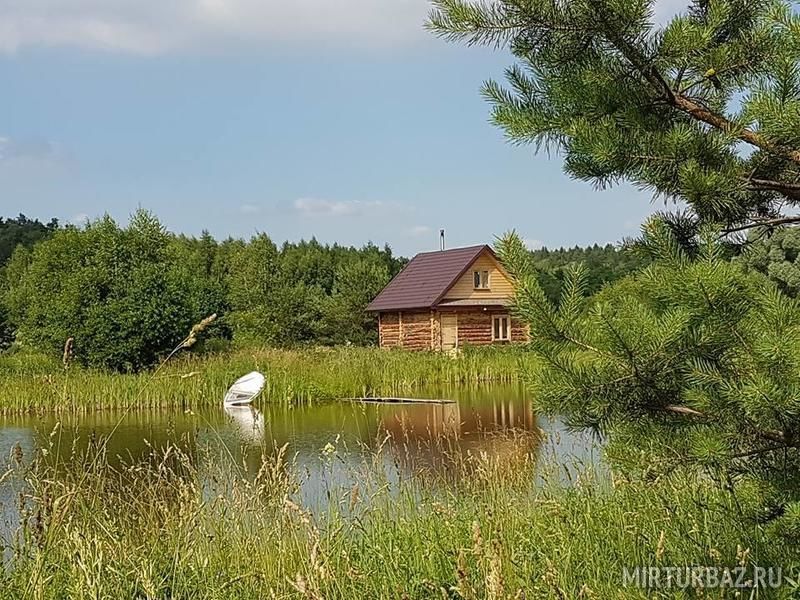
[400,310,433,351]
[450,310,530,347]
[378,309,528,349]
[511,317,529,343]
[379,312,401,348]
[456,311,494,346]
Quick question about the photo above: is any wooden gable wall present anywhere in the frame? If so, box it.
[442,250,514,301]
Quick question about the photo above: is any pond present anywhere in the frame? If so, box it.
[0,384,601,548]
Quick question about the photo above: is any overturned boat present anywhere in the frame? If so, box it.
[223,371,266,406]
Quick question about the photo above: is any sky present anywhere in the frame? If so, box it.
[0,0,685,257]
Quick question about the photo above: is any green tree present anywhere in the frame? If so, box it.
[740,227,800,295]
[500,224,800,537]
[431,0,800,532]
[530,243,650,303]
[225,234,287,344]
[319,252,392,345]
[225,236,402,346]
[170,230,232,344]
[4,211,217,371]
[0,214,58,349]
[0,214,58,266]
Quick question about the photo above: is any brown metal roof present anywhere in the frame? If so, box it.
[366,244,491,312]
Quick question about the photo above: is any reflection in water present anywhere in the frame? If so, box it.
[369,395,541,479]
[223,405,264,444]
[0,385,601,540]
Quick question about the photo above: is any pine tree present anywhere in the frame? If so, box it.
[739,226,800,294]
[499,224,800,537]
[429,0,800,534]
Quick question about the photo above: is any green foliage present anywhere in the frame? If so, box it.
[4,211,216,372]
[499,224,800,538]
[0,215,58,349]
[740,226,800,295]
[433,0,800,536]
[429,0,800,229]
[226,237,403,346]
[0,346,523,413]
[0,214,57,266]
[527,241,650,303]
[0,212,406,368]
[225,234,284,343]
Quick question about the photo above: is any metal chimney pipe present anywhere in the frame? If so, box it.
[440,229,445,251]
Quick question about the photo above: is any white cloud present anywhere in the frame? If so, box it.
[293,197,402,218]
[0,0,690,55]
[70,213,89,225]
[523,238,544,250]
[0,0,432,55]
[240,203,261,214]
[407,225,432,237]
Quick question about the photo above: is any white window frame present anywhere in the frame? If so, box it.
[492,314,511,342]
[473,269,490,290]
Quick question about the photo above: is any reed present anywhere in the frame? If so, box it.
[1,435,793,599]
[0,346,527,414]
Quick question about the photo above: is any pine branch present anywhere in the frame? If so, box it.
[730,444,791,459]
[662,405,797,448]
[585,0,800,167]
[724,215,800,234]
[664,404,704,417]
[672,95,800,165]
[744,178,800,201]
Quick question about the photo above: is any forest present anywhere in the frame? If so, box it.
[3,211,799,372]
[0,212,404,369]
[0,211,652,369]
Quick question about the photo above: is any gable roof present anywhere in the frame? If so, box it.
[366,244,493,312]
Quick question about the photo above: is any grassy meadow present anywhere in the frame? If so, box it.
[0,346,526,414]
[1,437,792,599]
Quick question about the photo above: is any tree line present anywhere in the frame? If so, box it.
[3,211,798,372]
[0,211,404,370]
[4,210,798,371]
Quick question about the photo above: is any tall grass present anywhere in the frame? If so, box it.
[1,434,795,599]
[0,346,527,414]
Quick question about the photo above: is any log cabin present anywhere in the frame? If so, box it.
[367,244,528,351]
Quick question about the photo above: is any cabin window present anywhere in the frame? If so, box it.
[492,315,510,342]
[473,270,490,289]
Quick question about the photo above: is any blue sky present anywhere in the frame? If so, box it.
[0,0,683,257]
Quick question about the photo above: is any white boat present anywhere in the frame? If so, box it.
[223,371,265,406]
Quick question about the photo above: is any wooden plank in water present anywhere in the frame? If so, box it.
[345,397,456,405]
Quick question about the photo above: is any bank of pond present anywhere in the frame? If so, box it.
[0,348,794,597]
[0,346,525,414]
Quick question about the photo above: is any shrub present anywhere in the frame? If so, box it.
[4,211,219,371]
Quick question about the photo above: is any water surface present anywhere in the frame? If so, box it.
[0,384,600,547]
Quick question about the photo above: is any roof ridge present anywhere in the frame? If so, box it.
[429,245,489,307]
[413,244,488,256]
[366,244,494,312]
